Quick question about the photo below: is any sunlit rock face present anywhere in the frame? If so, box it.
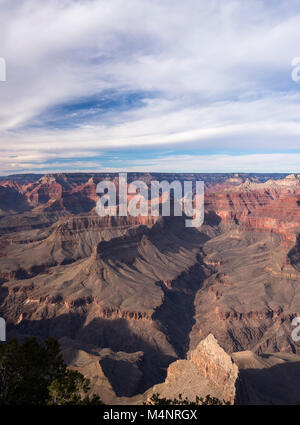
[143,334,238,404]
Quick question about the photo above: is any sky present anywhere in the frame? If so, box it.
[1,0,300,174]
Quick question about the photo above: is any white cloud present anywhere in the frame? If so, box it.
[1,0,300,173]
[96,153,300,174]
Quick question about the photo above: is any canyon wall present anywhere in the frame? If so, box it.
[1,172,300,400]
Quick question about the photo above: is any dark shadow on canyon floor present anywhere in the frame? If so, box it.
[153,254,210,359]
[7,313,176,396]
[235,359,300,405]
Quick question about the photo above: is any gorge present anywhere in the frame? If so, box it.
[1,172,300,403]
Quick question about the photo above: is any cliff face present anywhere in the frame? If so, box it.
[1,173,300,402]
[143,334,238,404]
[59,334,300,405]
[206,177,300,237]
[126,334,300,405]
[189,334,238,403]
[232,350,300,405]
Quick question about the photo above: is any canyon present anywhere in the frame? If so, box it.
[0,172,300,404]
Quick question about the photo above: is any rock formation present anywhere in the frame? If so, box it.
[145,334,238,404]
[1,172,300,403]
[188,334,238,402]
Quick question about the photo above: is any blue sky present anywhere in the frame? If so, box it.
[1,0,300,174]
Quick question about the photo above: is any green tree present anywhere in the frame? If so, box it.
[145,393,230,405]
[0,337,103,405]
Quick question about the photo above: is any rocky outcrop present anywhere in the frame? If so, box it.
[61,334,300,405]
[189,334,238,403]
[145,334,238,404]
[206,175,300,249]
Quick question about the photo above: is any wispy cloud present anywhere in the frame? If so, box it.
[1,0,300,174]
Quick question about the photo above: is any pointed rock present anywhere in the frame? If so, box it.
[189,334,238,403]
